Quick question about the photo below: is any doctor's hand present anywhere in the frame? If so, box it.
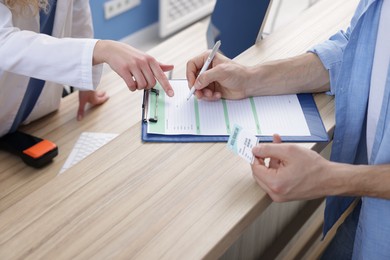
[77,90,109,121]
[251,139,332,202]
[186,52,251,101]
[93,40,174,97]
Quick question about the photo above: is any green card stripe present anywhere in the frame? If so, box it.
[249,97,261,134]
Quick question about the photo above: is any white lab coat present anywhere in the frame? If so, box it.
[0,0,102,136]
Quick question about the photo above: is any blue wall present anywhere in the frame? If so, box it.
[90,0,159,40]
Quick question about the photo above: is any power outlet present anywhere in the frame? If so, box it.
[104,0,141,20]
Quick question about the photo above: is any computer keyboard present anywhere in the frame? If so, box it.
[168,0,213,21]
[59,132,118,174]
[159,0,216,37]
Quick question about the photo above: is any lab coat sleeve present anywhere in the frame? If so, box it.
[307,0,367,95]
[0,3,99,90]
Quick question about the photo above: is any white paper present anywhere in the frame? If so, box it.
[147,80,310,137]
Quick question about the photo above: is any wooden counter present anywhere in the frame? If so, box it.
[0,0,358,258]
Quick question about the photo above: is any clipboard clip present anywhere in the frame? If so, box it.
[142,88,159,123]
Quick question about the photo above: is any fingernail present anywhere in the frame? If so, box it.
[195,81,201,89]
[77,115,82,121]
[168,90,174,97]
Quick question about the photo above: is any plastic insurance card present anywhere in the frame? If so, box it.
[227,124,258,164]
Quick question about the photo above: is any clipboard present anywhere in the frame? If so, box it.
[141,87,329,143]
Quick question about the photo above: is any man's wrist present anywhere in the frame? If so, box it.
[245,64,272,97]
[325,162,376,197]
[323,162,351,196]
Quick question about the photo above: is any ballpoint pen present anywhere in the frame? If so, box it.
[186,40,221,101]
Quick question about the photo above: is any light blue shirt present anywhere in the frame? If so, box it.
[310,0,390,258]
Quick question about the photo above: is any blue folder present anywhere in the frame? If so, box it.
[141,91,329,143]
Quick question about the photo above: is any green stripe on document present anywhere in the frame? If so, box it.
[194,99,201,134]
[222,100,231,134]
[250,97,261,134]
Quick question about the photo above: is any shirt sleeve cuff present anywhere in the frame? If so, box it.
[308,30,349,95]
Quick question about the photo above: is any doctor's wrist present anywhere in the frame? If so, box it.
[93,40,111,65]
